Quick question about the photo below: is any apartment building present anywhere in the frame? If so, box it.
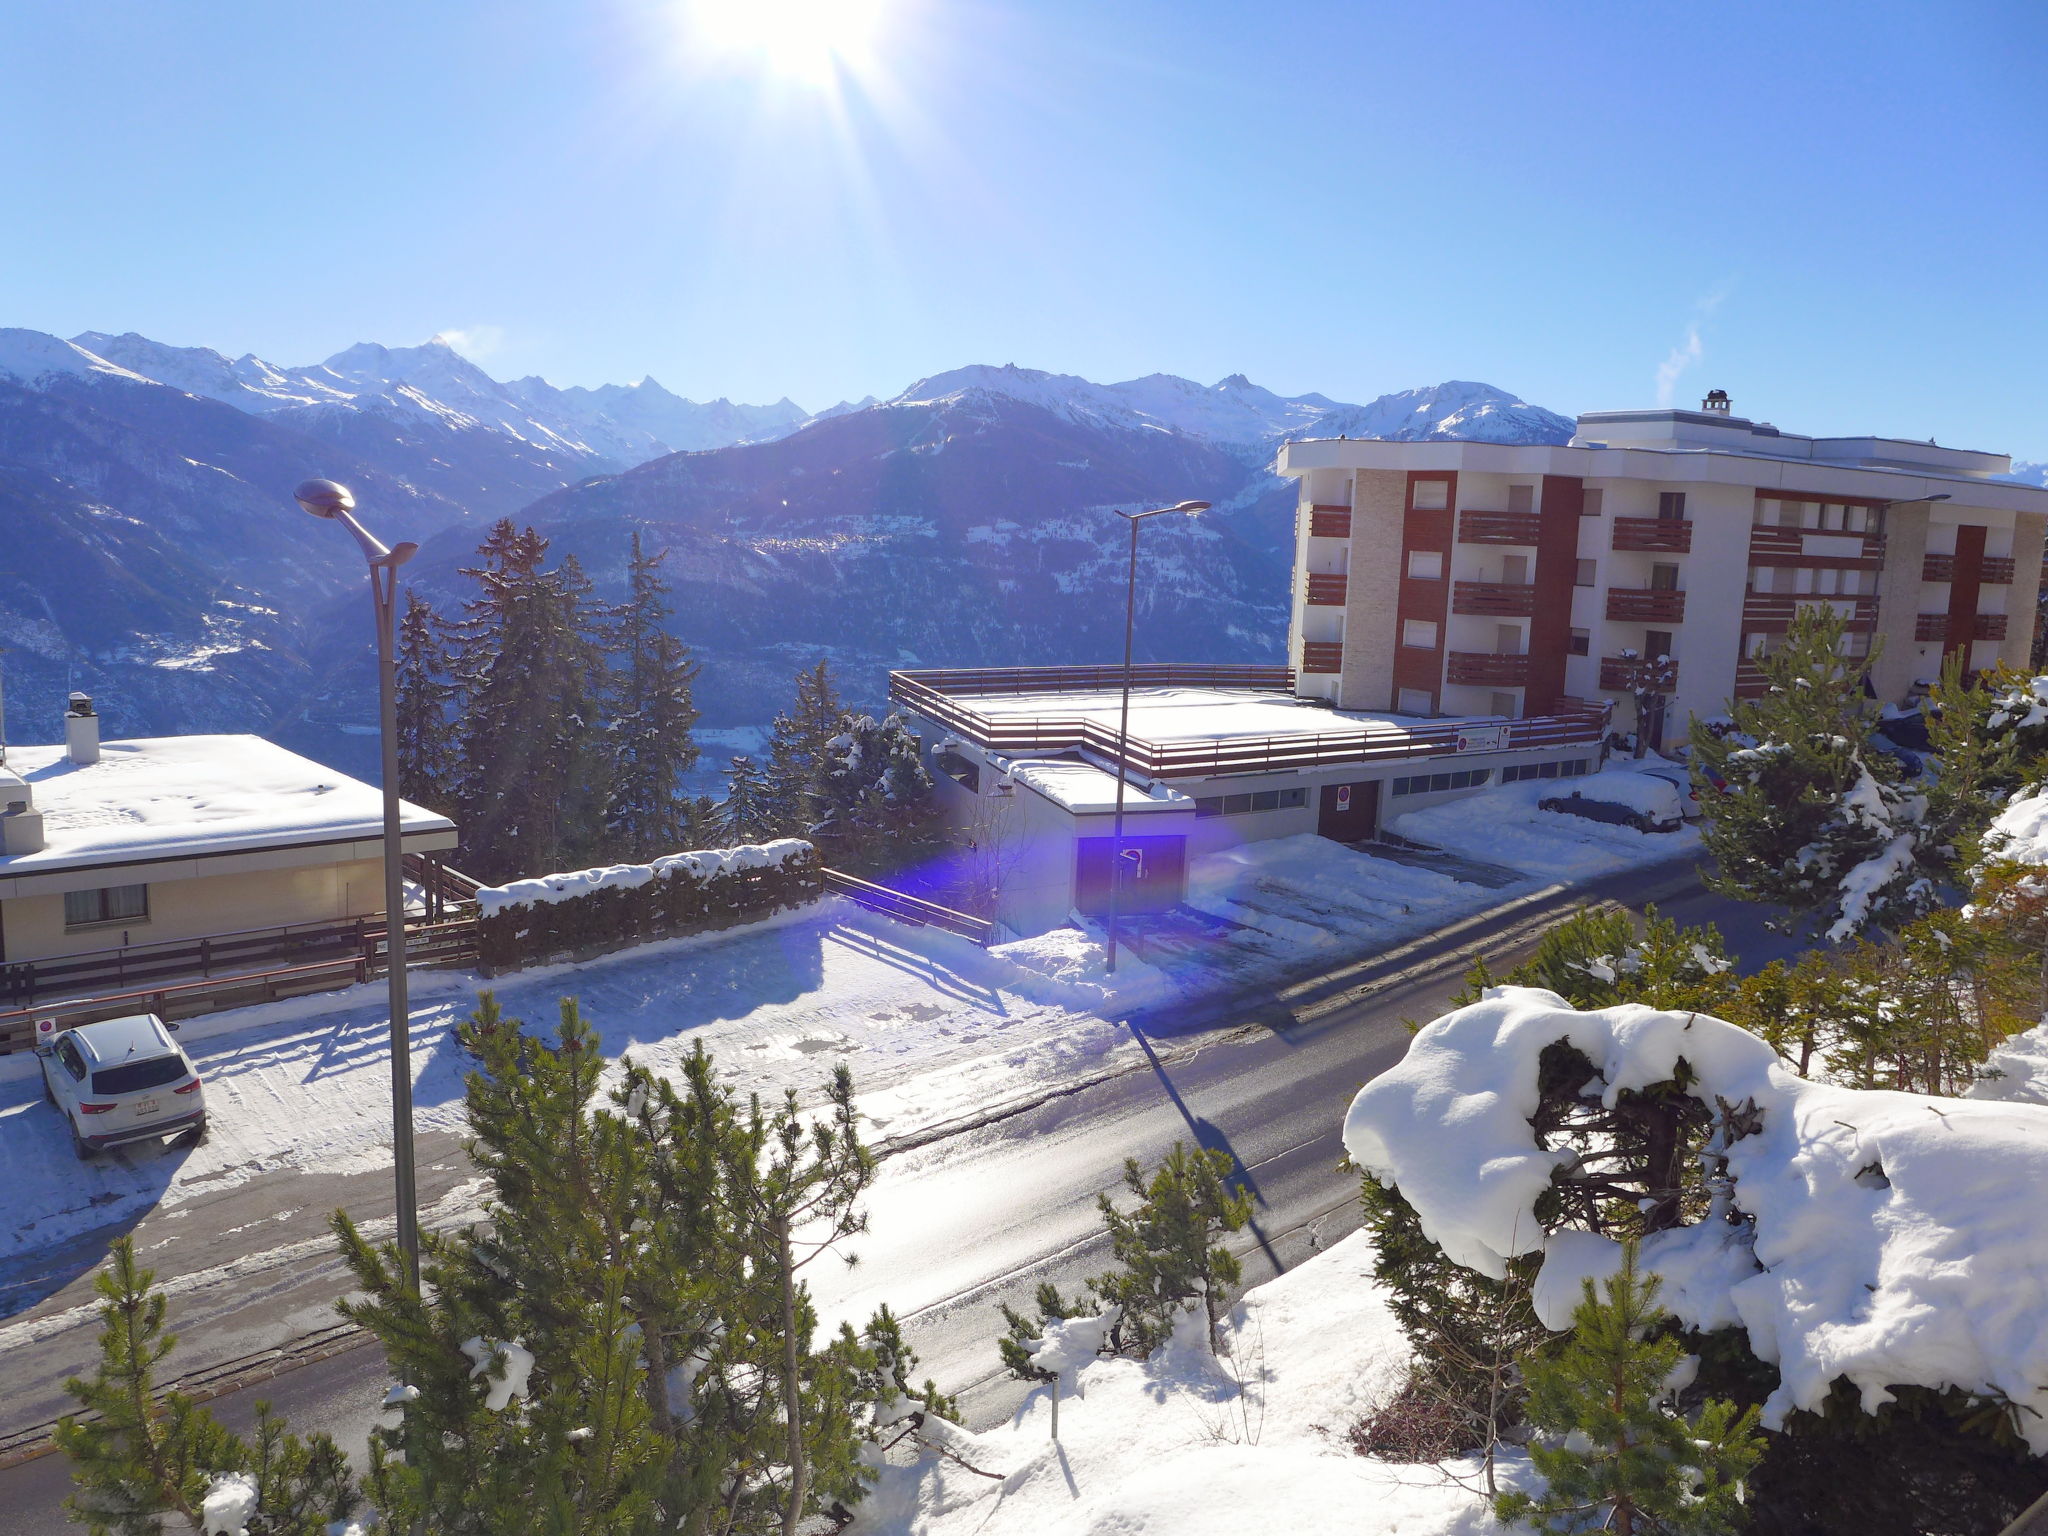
[1279,394,2048,747]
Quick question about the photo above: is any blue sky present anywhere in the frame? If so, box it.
[3,0,2043,454]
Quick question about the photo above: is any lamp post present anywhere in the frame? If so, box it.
[295,479,424,1290]
[1104,500,1208,975]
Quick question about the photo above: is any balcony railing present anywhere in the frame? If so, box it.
[1599,655,1681,692]
[1457,510,1541,546]
[1300,641,1344,674]
[1308,505,1352,539]
[1605,587,1687,624]
[1451,580,1536,617]
[1984,556,2018,584]
[1743,594,1879,628]
[1920,553,2016,584]
[1305,572,1348,606]
[1445,652,1530,687]
[1734,661,1769,699]
[1611,517,1693,554]
[1917,613,2009,643]
[1750,524,1885,560]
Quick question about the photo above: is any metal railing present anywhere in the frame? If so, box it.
[822,869,995,946]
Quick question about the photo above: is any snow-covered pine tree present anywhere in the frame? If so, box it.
[449,524,613,881]
[394,588,458,814]
[762,660,844,840]
[1495,1241,1762,1536]
[815,712,940,877]
[1453,904,1740,1015]
[716,754,775,845]
[604,531,702,862]
[56,1239,356,1534]
[1689,604,1937,942]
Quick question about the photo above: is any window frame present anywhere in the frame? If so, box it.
[63,883,150,931]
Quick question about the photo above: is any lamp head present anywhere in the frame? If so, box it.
[295,479,356,519]
[1175,500,1211,515]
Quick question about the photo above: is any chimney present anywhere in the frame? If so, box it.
[1701,389,1732,416]
[0,765,42,854]
[65,692,100,766]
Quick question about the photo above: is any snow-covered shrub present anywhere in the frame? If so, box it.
[474,838,821,972]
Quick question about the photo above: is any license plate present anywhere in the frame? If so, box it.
[135,1098,158,1117]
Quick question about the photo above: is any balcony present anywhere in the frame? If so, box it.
[1445,652,1530,687]
[1921,553,2016,584]
[1605,587,1687,624]
[1451,580,1536,617]
[1743,593,1879,628]
[1599,655,1681,692]
[1305,572,1348,606]
[1308,505,1352,539]
[1300,641,1344,674]
[1611,517,1693,554]
[1457,509,1541,545]
[1917,613,2009,643]
[1734,661,1768,699]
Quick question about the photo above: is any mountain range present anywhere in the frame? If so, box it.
[0,325,1577,779]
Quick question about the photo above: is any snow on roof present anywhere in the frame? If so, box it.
[999,754,1194,815]
[1344,985,2048,1449]
[0,736,454,876]
[952,686,1479,745]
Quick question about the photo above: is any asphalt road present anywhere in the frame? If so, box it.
[0,861,1796,1529]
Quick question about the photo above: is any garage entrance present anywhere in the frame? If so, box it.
[1317,780,1380,842]
[1074,835,1188,916]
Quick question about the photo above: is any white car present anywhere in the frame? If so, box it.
[39,1013,206,1158]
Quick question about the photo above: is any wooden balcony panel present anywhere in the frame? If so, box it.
[1605,587,1688,624]
[1734,661,1769,699]
[1308,508,1352,539]
[1741,594,1880,630]
[1445,651,1530,687]
[1304,572,1348,606]
[1598,656,1681,692]
[1982,556,2017,585]
[1611,517,1694,554]
[1977,613,2009,641]
[1748,526,1805,556]
[1922,553,1954,583]
[1450,580,1537,617]
[1457,510,1542,545]
[1300,641,1344,674]
[1915,614,1948,642]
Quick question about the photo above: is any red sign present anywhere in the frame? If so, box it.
[1336,785,1352,810]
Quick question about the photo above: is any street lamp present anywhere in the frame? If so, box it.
[295,478,424,1290]
[1104,500,1208,975]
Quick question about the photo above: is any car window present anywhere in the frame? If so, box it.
[57,1039,85,1079]
[90,1055,189,1096]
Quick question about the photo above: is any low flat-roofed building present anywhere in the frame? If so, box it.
[0,695,456,969]
[893,664,1603,936]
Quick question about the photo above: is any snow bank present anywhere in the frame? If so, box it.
[476,838,811,915]
[1345,986,2048,1447]
[849,1231,1525,1536]
[1391,765,1699,879]
[1968,1018,2048,1105]
[988,925,1177,1012]
[1985,785,2048,867]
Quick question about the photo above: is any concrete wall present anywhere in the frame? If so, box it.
[1339,470,1407,711]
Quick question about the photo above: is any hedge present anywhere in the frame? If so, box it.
[474,839,823,974]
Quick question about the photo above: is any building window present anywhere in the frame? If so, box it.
[1390,769,1492,796]
[1657,491,1687,520]
[1397,688,1436,715]
[1410,479,1449,511]
[1568,628,1590,656]
[1575,559,1597,587]
[1507,484,1535,514]
[1194,786,1308,819]
[1406,550,1444,581]
[1649,563,1680,592]
[1489,691,1518,717]
[934,750,981,793]
[1753,499,1777,526]
[1842,631,1872,658]
[1644,630,1675,661]
[1501,759,1592,783]
[1401,619,1439,650]
[1581,488,1604,517]
[64,884,149,929]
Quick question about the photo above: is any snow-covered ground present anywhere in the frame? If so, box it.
[851,1231,1528,1536]
[0,793,1691,1274]
[1390,761,1701,880]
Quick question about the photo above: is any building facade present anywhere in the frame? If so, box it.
[1279,396,2048,746]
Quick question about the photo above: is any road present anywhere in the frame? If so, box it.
[0,861,1794,1529]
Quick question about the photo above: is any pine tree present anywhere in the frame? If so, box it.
[716,755,775,845]
[1689,605,1935,942]
[56,1240,355,1535]
[394,589,458,813]
[1495,1242,1763,1536]
[605,532,702,862]
[762,660,844,839]
[814,712,940,877]
[1460,904,1740,1015]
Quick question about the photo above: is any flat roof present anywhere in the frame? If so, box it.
[0,735,456,878]
[999,753,1195,815]
[957,686,1482,745]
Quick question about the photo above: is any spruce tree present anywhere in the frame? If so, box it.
[1689,605,1935,941]
[762,660,845,839]
[814,712,940,877]
[1495,1242,1763,1536]
[394,588,458,813]
[717,755,775,845]
[605,532,702,861]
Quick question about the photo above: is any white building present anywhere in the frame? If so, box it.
[1279,392,2048,748]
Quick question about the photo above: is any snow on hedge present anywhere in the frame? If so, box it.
[1985,785,2048,867]
[1344,985,2048,1449]
[476,839,812,916]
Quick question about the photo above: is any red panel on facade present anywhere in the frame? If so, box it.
[1395,471,1456,701]
[1945,525,1988,666]
[1526,476,1583,716]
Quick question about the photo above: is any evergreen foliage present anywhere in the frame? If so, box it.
[1688,605,1936,942]
[1495,1242,1763,1536]
[716,755,776,846]
[604,532,702,862]
[813,711,941,877]
[762,660,845,840]
[55,1240,354,1535]
[393,588,458,813]
[1455,904,1740,1015]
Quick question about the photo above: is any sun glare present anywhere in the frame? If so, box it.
[688,0,889,85]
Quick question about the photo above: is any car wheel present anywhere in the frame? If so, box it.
[185,1118,208,1148]
[70,1119,96,1162]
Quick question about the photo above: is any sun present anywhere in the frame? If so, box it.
[687,0,890,85]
